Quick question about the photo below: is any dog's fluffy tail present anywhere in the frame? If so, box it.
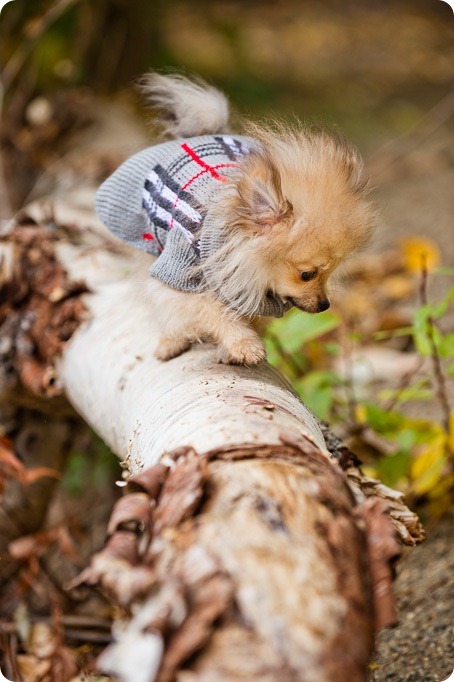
[140,72,230,138]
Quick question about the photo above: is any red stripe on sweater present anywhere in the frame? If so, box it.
[168,146,237,230]
[142,232,163,251]
[181,143,222,178]
[181,143,236,181]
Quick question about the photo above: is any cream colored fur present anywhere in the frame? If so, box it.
[143,73,376,365]
[148,278,266,365]
[140,72,230,138]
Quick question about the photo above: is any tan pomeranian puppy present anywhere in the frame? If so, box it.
[96,73,375,365]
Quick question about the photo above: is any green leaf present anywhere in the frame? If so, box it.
[377,379,431,407]
[264,334,306,378]
[412,287,454,357]
[435,267,454,276]
[362,403,405,433]
[266,309,340,355]
[437,332,454,359]
[373,326,413,341]
[395,428,420,450]
[62,437,117,495]
[324,341,341,356]
[429,287,454,319]
[375,450,411,488]
[294,370,340,420]
[264,336,285,368]
[413,306,432,356]
[61,450,87,495]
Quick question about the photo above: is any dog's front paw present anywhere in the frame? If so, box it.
[155,337,191,361]
[218,337,266,366]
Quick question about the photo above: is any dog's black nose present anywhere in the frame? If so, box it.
[317,299,330,312]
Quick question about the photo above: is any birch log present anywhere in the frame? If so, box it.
[0,190,424,682]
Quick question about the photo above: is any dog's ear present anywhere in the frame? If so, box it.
[239,155,293,232]
[251,181,293,231]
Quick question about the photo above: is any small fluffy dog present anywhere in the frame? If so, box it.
[96,73,375,365]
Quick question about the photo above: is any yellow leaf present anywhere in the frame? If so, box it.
[400,237,441,273]
[411,432,447,495]
[448,411,454,453]
[362,464,378,479]
[427,473,454,499]
[355,404,367,424]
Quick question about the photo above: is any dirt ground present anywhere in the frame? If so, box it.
[372,518,454,682]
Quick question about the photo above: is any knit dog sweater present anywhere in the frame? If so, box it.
[95,134,292,317]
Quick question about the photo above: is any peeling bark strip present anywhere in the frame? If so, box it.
[358,498,401,631]
[0,214,87,398]
[74,443,404,682]
[320,427,425,547]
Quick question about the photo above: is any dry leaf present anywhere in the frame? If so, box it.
[400,236,441,273]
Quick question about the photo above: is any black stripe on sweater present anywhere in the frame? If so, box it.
[144,178,201,231]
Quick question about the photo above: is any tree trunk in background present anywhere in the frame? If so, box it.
[0,186,423,682]
[78,0,165,91]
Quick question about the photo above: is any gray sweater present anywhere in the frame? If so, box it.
[95,134,291,317]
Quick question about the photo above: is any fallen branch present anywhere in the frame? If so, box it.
[0,188,424,682]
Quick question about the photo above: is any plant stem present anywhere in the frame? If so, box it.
[266,330,305,378]
[419,261,452,445]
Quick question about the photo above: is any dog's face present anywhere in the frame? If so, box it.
[266,247,339,314]
[262,191,372,314]
[233,125,376,314]
[202,124,375,318]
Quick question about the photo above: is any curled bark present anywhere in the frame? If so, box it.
[358,498,401,631]
[0,215,87,402]
[80,444,376,682]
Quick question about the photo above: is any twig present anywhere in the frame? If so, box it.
[0,83,13,221]
[367,90,454,175]
[0,0,81,93]
[266,329,305,377]
[419,259,452,442]
[340,325,362,434]
[382,361,424,413]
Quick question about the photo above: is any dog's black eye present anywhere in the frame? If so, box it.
[301,271,316,282]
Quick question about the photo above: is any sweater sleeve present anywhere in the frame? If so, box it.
[148,228,204,292]
[95,147,161,256]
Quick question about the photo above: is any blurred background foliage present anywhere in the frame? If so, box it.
[1,0,453,516]
[1,0,453,204]
[1,0,453,142]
